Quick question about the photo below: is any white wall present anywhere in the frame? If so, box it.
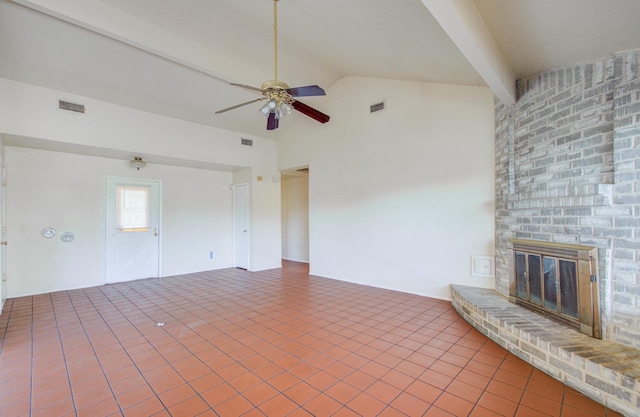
[0,78,282,296]
[281,174,309,262]
[6,147,234,297]
[279,76,496,300]
[248,169,282,271]
[0,79,275,170]
[231,167,283,271]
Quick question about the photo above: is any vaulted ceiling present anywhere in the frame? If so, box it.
[1,0,640,139]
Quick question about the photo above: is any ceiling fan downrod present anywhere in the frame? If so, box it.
[261,0,290,92]
[260,0,292,118]
[273,0,279,82]
[214,0,329,130]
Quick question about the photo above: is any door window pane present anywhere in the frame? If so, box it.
[116,185,150,232]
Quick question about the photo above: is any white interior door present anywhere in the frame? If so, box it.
[105,177,161,283]
[232,183,249,269]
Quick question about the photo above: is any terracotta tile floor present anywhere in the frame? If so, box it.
[0,261,625,417]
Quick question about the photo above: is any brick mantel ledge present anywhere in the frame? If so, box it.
[450,285,639,417]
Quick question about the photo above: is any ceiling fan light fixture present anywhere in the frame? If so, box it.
[259,96,292,120]
[275,102,292,119]
[260,101,273,115]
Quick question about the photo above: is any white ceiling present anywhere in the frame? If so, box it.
[1,0,640,140]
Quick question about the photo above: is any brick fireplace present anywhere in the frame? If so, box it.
[451,49,640,416]
[495,49,640,351]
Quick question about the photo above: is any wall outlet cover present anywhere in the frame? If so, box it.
[471,256,494,277]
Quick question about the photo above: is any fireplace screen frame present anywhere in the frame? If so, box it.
[508,239,601,339]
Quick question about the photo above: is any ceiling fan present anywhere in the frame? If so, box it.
[215,0,330,131]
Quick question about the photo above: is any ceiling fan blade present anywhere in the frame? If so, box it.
[292,100,330,124]
[230,83,264,93]
[286,85,326,97]
[215,98,265,114]
[267,112,279,130]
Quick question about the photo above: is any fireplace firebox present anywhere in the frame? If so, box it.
[508,239,601,338]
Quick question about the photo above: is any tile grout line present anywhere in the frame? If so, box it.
[65,288,121,416]
[49,292,79,417]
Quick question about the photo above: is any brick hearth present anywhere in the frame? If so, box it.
[451,285,640,416]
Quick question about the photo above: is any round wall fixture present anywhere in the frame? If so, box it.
[41,227,56,238]
[60,232,75,242]
[130,156,147,170]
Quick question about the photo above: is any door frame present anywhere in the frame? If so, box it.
[103,176,162,284]
[231,183,249,269]
[0,160,5,312]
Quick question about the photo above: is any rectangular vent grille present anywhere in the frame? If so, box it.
[58,100,85,114]
[241,138,253,146]
[370,101,385,113]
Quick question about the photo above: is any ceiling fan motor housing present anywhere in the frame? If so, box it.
[262,80,294,106]
[261,80,290,90]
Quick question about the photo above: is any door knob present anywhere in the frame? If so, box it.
[153,228,158,237]
[0,241,7,245]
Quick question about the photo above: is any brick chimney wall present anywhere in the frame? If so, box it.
[495,49,640,349]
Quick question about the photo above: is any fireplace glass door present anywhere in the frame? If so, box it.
[559,260,578,318]
[509,239,600,338]
[514,253,578,320]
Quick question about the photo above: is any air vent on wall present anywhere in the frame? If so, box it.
[241,138,253,146]
[370,100,385,113]
[58,99,85,114]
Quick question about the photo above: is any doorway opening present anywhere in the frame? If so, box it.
[281,167,309,266]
